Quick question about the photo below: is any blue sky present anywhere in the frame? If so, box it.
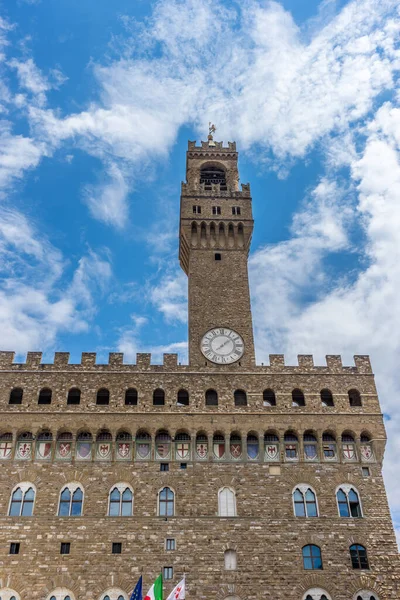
[1,0,400,543]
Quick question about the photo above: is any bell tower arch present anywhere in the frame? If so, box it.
[179,127,255,368]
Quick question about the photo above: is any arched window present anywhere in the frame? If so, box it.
[321,389,334,406]
[303,432,318,460]
[9,387,23,405]
[38,387,52,405]
[177,389,189,406]
[125,388,138,406]
[175,432,190,461]
[213,433,225,459]
[348,389,362,407]
[9,484,35,516]
[342,432,357,461]
[263,389,276,406]
[234,389,247,406]
[293,486,318,517]
[247,434,259,460]
[108,485,133,516]
[96,388,109,405]
[0,432,13,459]
[153,388,165,406]
[205,389,218,406]
[67,388,81,405]
[56,432,73,460]
[36,431,53,460]
[99,590,127,600]
[116,431,132,461]
[224,549,237,570]
[264,432,279,461]
[350,544,369,569]
[135,430,151,460]
[195,432,208,459]
[218,487,236,517]
[292,389,305,406]
[76,431,93,461]
[284,432,298,460]
[0,590,21,600]
[322,432,337,460]
[302,590,332,600]
[46,590,74,600]
[230,433,242,459]
[15,431,33,460]
[200,165,227,190]
[337,486,362,517]
[302,545,323,570]
[155,430,171,459]
[159,487,174,517]
[96,430,112,460]
[58,485,83,516]
[353,592,379,600]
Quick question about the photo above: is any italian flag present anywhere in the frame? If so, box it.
[144,574,163,600]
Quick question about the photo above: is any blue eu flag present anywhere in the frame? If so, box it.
[130,576,143,600]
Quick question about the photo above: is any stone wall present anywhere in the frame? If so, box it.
[0,352,398,599]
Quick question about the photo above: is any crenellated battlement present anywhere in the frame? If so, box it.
[0,350,373,373]
[188,140,237,152]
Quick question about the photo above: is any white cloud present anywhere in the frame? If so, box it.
[83,162,130,229]
[9,58,67,106]
[0,206,112,354]
[0,122,46,192]
[28,0,400,165]
[149,269,188,323]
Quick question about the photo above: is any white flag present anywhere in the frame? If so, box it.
[166,577,185,600]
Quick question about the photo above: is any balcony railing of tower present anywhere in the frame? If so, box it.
[0,350,373,373]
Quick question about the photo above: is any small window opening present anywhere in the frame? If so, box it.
[67,388,81,405]
[362,467,371,477]
[163,566,173,580]
[177,389,189,406]
[232,206,241,215]
[192,205,201,214]
[160,463,169,472]
[166,538,176,551]
[96,388,109,405]
[10,542,20,554]
[153,388,165,406]
[60,542,70,555]
[125,388,138,406]
[215,253,222,261]
[112,542,122,554]
[9,388,23,405]
[292,389,305,407]
[180,463,187,469]
[349,389,362,407]
[38,388,52,405]
[212,206,221,215]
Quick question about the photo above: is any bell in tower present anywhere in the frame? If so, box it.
[179,127,255,368]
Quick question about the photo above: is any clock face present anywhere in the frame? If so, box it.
[200,328,244,364]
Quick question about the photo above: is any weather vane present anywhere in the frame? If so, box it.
[208,122,217,146]
[208,122,216,139]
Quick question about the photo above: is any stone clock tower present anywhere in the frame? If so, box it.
[179,129,256,367]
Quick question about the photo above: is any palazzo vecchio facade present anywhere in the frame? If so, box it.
[0,136,399,600]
